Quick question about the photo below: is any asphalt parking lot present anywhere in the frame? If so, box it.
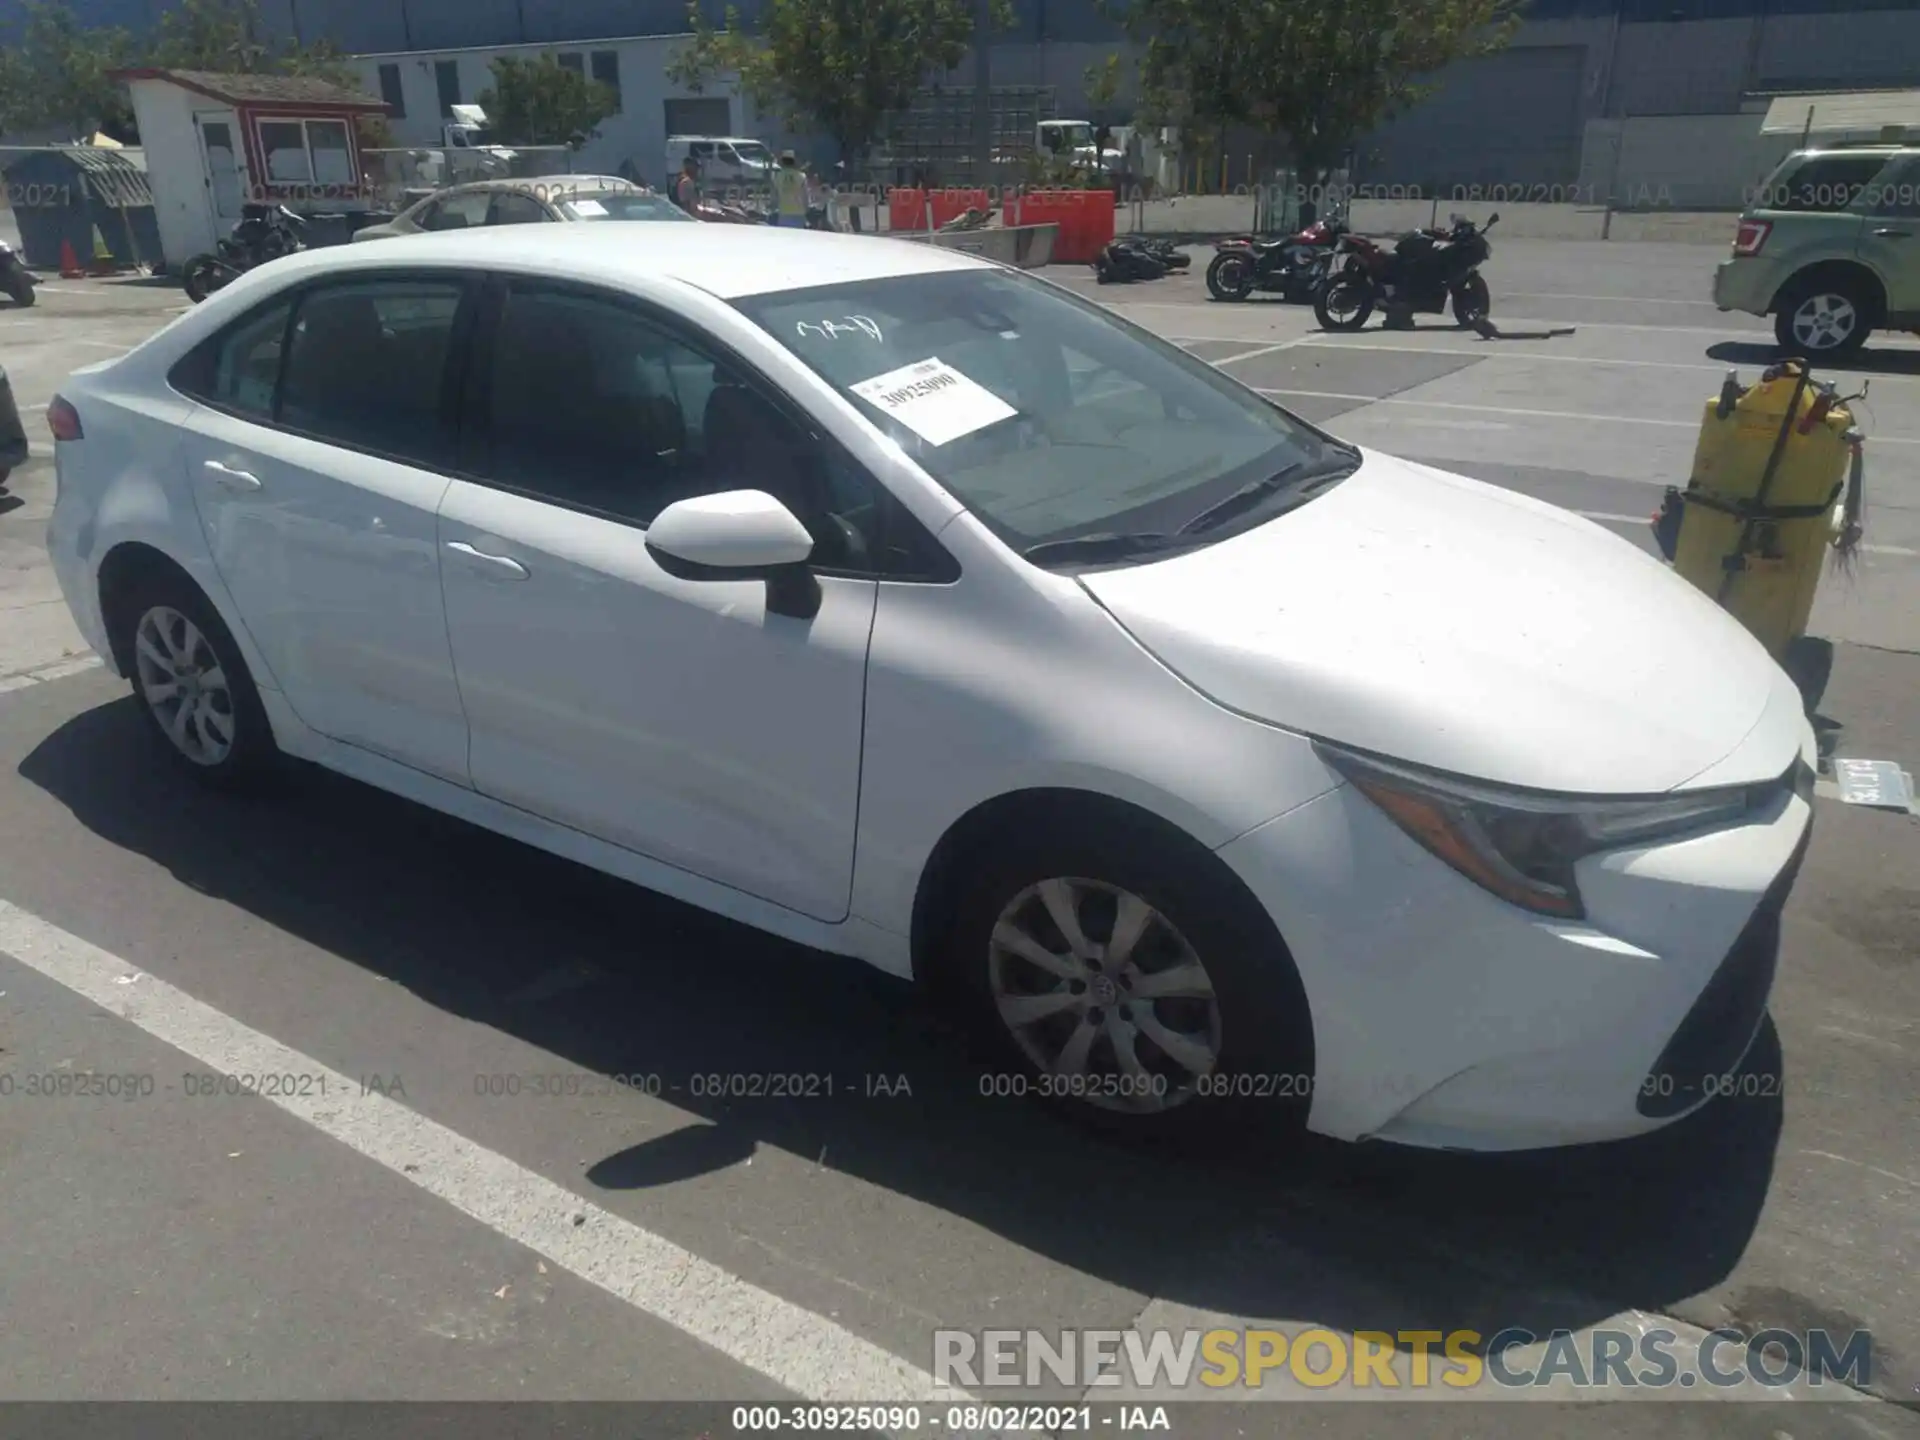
[0,236,1917,1434]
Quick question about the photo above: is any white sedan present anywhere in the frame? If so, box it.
[44,225,1815,1151]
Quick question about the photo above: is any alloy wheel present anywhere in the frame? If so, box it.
[987,876,1223,1113]
[1790,292,1857,351]
[134,604,237,766]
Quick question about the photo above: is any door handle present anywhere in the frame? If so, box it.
[202,459,261,490]
[445,540,529,579]
[1871,227,1912,237]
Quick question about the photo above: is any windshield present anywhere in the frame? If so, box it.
[560,192,694,222]
[732,269,1353,557]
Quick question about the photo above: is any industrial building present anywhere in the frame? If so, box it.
[6,0,1920,205]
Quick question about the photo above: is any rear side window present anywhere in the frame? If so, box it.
[171,299,292,417]
[279,280,466,465]
[488,191,549,225]
[1758,154,1895,213]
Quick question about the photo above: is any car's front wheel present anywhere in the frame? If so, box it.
[943,813,1314,1142]
[119,573,277,788]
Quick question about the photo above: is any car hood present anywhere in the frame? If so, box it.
[1079,448,1805,795]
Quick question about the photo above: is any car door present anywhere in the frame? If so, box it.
[173,272,478,785]
[435,277,879,922]
[1857,155,1920,317]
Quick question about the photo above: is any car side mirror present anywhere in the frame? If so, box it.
[645,489,821,619]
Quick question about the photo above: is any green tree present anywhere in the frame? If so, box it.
[476,55,618,146]
[1111,0,1523,187]
[667,0,1013,175]
[0,1,137,139]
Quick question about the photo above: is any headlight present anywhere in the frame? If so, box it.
[1315,742,1759,920]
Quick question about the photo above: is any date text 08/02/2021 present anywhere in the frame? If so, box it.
[726,1405,1164,1434]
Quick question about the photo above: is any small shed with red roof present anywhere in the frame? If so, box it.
[112,67,391,268]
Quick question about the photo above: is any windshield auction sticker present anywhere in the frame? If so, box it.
[849,357,1016,447]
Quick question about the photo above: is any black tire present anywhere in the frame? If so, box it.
[938,810,1315,1146]
[1314,274,1376,331]
[181,255,228,305]
[1774,275,1873,356]
[1206,251,1255,302]
[1452,274,1490,327]
[4,278,33,307]
[114,569,278,790]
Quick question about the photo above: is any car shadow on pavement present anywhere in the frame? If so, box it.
[1707,340,1920,378]
[21,697,1787,1355]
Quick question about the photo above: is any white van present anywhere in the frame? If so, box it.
[665,135,776,191]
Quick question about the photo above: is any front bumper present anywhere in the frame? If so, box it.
[1217,768,1812,1152]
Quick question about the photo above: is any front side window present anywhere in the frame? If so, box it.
[418,191,492,230]
[475,285,874,566]
[279,279,465,464]
[732,269,1354,560]
[488,191,550,225]
[307,120,352,185]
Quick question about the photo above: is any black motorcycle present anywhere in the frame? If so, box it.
[182,203,308,304]
[0,238,35,307]
[1313,212,1498,332]
[1093,236,1189,284]
[0,363,28,490]
[1206,215,1348,304]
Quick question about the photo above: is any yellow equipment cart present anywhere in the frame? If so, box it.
[1653,360,1865,658]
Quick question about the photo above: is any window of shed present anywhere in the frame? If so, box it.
[309,120,352,184]
[261,121,312,182]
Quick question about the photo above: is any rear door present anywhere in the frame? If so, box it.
[174,272,479,784]
[1857,155,1920,317]
[1747,151,1891,273]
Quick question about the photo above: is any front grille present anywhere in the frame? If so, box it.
[1636,819,1811,1119]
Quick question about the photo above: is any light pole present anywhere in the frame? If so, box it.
[972,0,993,187]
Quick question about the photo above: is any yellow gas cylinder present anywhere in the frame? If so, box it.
[1667,360,1857,658]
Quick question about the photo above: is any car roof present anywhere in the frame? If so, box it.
[250,223,991,300]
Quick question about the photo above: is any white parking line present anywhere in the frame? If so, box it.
[1251,386,1920,447]
[1501,292,1728,307]
[1178,335,1920,383]
[1111,298,1799,339]
[0,897,978,1406]
[0,656,104,695]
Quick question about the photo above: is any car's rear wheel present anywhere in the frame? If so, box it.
[118,573,276,788]
[942,815,1314,1143]
[1775,277,1872,356]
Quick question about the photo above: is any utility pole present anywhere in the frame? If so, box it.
[972,0,993,187]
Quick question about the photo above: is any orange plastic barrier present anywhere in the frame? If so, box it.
[1001,188,1116,263]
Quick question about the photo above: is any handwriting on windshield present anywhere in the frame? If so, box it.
[796,315,883,341]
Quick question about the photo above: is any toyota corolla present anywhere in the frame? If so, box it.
[43,226,1814,1151]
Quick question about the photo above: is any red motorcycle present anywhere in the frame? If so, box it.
[1206,214,1348,304]
[1314,212,1497,332]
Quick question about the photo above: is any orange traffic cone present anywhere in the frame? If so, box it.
[59,238,86,279]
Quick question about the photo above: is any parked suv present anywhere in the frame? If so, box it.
[1713,144,1920,355]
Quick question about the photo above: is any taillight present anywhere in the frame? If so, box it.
[1733,219,1771,257]
[47,394,82,441]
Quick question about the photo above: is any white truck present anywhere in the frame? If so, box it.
[1036,119,1124,172]
[418,104,518,186]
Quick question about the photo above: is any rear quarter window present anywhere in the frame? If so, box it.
[1754,154,1897,213]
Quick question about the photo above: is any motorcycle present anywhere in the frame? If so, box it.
[182,203,308,304]
[1313,212,1498,333]
[1207,214,1348,304]
[0,238,36,307]
[1093,236,1191,284]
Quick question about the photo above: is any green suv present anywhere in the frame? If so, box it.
[1713,144,1920,355]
